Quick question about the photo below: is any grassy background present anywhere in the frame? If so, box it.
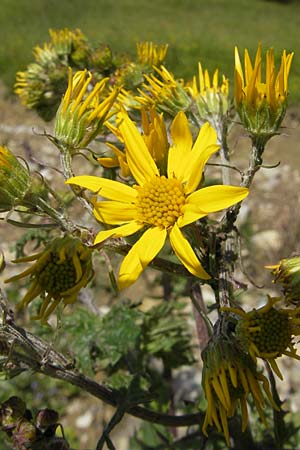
[1,0,300,102]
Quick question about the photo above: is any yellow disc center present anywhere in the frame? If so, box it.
[135,176,185,228]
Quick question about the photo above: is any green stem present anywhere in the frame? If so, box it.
[59,147,94,216]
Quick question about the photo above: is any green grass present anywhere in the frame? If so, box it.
[1,0,300,102]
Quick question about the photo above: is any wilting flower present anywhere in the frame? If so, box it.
[223,296,300,379]
[234,44,293,136]
[5,235,94,323]
[186,62,229,122]
[98,108,169,176]
[54,68,119,150]
[67,110,248,289]
[202,335,278,446]
[0,146,30,211]
[136,41,168,67]
[267,256,300,305]
[136,66,191,115]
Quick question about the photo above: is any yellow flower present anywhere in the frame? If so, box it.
[223,296,300,379]
[98,108,169,176]
[54,68,119,150]
[67,110,248,289]
[234,44,293,135]
[186,62,229,119]
[136,66,191,115]
[136,41,169,67]
[202,336,278,446]
[5,236,94,323]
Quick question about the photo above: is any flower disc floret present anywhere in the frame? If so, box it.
[237,307,291,356]
[135,176,185,228]
[37,253,77,294]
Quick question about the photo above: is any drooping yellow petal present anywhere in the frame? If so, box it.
[117,111,159,185]
[118,226,167,289]
[94,221,144,245]
[66,176,137,202]
[185,185,249,219]
[169,224,210,279]
[93,201,137,225]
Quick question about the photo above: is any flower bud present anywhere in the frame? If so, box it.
[234,44,293,138]
[136,41,168,67]
[267,256,300,305]
[0,146,30,211]
[54,68,119,151]
[136,66,192,116]
[186,63,229,122]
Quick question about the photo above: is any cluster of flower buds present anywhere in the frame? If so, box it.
[14,28,116,121]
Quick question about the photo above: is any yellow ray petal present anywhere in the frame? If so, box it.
[168,112,193,179]
[66,176,137,202]
[186,185,249,217]
[117,111,159,185]
[94,221,144,245]
[169,224,210,279]
[182,124,219,194]
[234,47,244,105]
[177,209,207,228]
[118,226,167,289]
[93,201,137,225]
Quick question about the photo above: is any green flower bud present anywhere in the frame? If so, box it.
[0,147,30,211]
[54,68,119,151]
[267,256,300,304]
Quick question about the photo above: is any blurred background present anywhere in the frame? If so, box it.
[1,0,300,448]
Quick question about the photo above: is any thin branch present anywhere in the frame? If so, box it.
[0,295,203,428]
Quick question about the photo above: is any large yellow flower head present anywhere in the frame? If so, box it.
[186,62,229,120]
[54,68,119,150]
[234,44,294,136]
[67,111,248,289]
[202,336,278,446]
